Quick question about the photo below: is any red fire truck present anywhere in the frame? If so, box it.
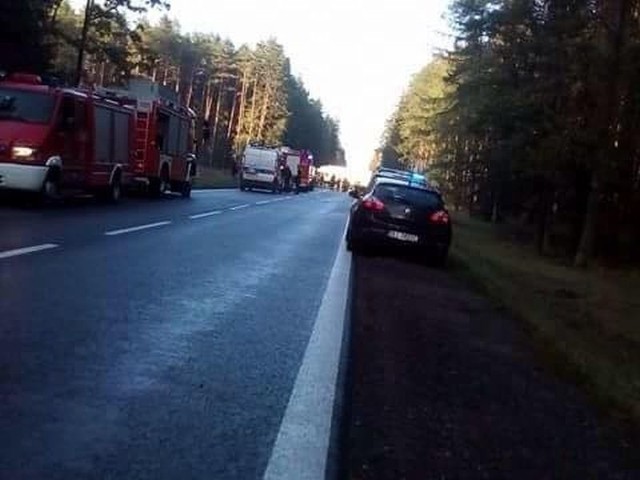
[0,73,134,201]
[99,79,196,198]
[297,149,316,192]
[276,147,316,193]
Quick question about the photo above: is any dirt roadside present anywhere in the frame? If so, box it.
[344,255,638,479]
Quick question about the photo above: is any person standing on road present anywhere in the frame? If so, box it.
[231,155,238,178]
[294,169,301,194]
[282,164,292,192]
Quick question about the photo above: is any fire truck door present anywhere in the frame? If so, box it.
[58,96,87,187]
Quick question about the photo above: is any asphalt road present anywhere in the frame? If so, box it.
[0,189,351,479]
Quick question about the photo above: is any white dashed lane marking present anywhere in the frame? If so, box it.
[189,210,223,220]
[2,192,311,259]
[0,243,60,260]
[229,204,250,211]
[104,221,172,237]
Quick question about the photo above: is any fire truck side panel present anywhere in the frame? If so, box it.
[83,102,133,189]
[140,104,162,182]
[142,106,193,186]
[171,117,191,182]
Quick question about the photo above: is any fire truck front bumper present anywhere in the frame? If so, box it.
[0,163,48,192]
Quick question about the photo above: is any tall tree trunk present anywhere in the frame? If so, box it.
[185,76,194,108]
[247,79,258,140]
[174,66,181,94]
[205,82,216,120]
[491,194,500,223]
[98,61,106,86]
[75,0,93,86]
[235,70,250,141]
[574,0,630,266]
[162,65,169,86]
[535,180,555,255]
[211,81,224,159]
[227,90,238,142]
[575,173,600,266]
[48,0,63,29]
[542,190,557,254]
[257,87,271,141]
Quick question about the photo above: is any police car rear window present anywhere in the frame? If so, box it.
[374,184,443,209]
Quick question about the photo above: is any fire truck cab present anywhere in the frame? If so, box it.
[99,79,196,198]
[0,73,134,201]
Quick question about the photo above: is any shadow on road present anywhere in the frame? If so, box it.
[0,190,188,212]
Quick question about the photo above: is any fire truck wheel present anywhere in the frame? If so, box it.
[149,179,160,197]
[149,175,169,198]
[42,169,61,201]
[107,175,122,203]
[150,166,170,197]
[181,179,192,198]
[160,176,170,195]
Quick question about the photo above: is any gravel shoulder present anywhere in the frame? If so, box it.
[345,255,638,479]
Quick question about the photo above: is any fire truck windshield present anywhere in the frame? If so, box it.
[0,88,56,124]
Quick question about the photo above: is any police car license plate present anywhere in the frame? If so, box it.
[388,231,419,243]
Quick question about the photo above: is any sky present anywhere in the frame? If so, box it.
[73,0,452,180]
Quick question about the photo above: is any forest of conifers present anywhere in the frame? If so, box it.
[380,0,640,266]
[0,0,343,168]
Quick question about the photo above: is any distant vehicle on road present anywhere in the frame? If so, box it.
[239,146,281,193]
[318,165,348,187]
[346,177,451,265]
[367,167,430,191]
[279,147,301,193]
[0,73,134,202]
[296,149,316,192]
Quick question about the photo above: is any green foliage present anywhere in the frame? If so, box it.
[283,75,342,165]
[384,0,640,264]
[396,58,451,170]
[0,0,52,73]
[37,2,342,167]
[3,1,342,166]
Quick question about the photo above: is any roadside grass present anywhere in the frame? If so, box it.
[450,213,640,429]
[193,166,237,189]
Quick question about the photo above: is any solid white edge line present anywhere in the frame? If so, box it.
[0,243,60,260]
[189,210,223,220]
[229,204,250,211]
[104,221,171,236]
[255,200,272,205]
[263,228,351,480]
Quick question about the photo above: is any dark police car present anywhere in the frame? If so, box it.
[346,171,451,265]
